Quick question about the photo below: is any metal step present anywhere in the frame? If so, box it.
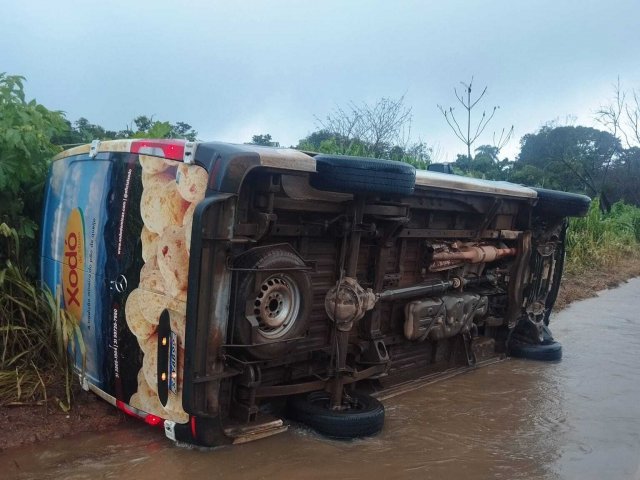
[223,417,288,445]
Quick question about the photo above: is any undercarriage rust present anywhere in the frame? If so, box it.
[199,170,568,425]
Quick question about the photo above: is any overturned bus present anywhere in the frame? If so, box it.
[41,139,590,446]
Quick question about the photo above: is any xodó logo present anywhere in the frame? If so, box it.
[63,208,85,322]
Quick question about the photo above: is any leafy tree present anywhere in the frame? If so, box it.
[248,134,279,147]
[297,129,431,168]
[173,121,198,141]
[604,146,640,206]
[0,73,66,271]
[123,115,198,141]
[297,130,372,157]
[388,142,432,169]
[452,145,510,180]
[514,125,620,210]
[53,117,118,146]
[56,115,198,144]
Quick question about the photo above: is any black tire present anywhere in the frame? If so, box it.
[310,155,416,195]
[233,248,312,359]
[288,391,385,439]
[509,340,563,361]
[533,188,591,217]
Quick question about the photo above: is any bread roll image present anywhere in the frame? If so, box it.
[142,336,159,393]
[139,255,157,280]
[136,368,149,393]
[141,170,173,190]
[139,267,166,295]
[124,288,168,341]
[125,295,156,340]
[141,226,159,263]
[139,154,172,174]
[137,369,159,400]
[128,392,145,411]
[175,164,208,203]
[157,225,190,296]
[182,202,195,254]
[142,254,159,271]
[139,256,165,293]
[139,332,157,356]
[136,343,189,422]
[167,295,187,314]
[172,290,188,303]
[129,390,164,418]
[165,403,188,423]
[130,370,165,417]
[140,181,189,234]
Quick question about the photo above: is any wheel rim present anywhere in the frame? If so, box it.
[253,274,301,339]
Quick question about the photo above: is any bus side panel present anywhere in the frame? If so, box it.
[40,155,112,390]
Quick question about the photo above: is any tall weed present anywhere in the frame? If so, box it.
[566,199,640,271]
[0,223,80,408]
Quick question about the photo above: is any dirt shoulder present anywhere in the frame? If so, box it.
[2,258,640,452]
[0,387,128,451]
[554,256,640,311]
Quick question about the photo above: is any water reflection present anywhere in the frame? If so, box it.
[2,279,640,480]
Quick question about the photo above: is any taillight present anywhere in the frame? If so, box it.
[116,400,164,428]
[145,414,164,427]
[131,139,186,161]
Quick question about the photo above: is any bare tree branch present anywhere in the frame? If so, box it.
[492,126,514,153]
[625,89,640,145]
[315,95,415,157]
[438,77,502,161]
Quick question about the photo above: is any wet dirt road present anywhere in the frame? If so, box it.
[3,278,640,480]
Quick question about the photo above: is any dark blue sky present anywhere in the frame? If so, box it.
[2,0,639,160]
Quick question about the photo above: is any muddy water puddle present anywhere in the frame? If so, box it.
[3,278,640,480]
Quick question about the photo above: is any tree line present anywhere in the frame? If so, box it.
[255,78,640,213]
[3,71,640,275]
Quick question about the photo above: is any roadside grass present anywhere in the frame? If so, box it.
[555,200,640,310]
[565,199,640,274]
[0,223,80,409]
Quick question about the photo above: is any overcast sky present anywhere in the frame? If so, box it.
[2,0,639,161]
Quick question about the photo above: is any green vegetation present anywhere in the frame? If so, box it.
[54,114,198,147]
[0,73,67,273]
[0,223,79,407]
[248,133,279,147]
[566,200,640,273]
[296,96,432,169]
[0,74,74,407]
[0,73,193,407]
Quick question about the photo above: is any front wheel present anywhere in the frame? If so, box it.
[288,391,385,439]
